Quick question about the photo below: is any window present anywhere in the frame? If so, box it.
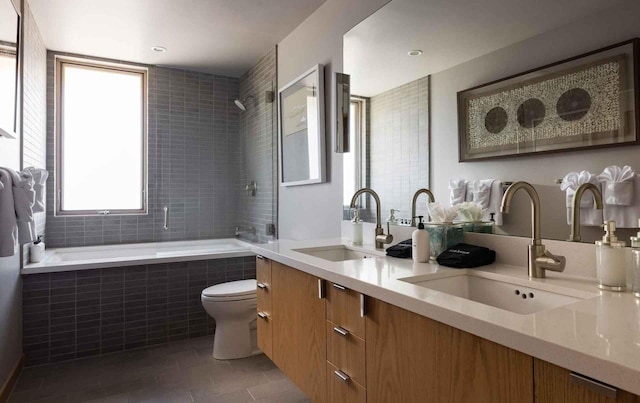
[55,57,147,215]
[343,98,366,207]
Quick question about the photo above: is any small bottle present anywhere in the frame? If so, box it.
[630,219,640,298]
[412,216,430,263]
[351,209,363,246]
[387,209,398,226]
[30,236,45,263]
[595,221,626,291]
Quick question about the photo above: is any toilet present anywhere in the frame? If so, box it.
[201,279,260,360]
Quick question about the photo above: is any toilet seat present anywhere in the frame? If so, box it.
[202,279,256,302]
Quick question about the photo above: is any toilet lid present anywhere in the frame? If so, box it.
[202,279,257,298]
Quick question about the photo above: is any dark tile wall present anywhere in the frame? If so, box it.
[237,48,277,242]
[22,256,256,366]
[44,51,243,247]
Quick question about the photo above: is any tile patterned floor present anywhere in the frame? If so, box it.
[9,337,309,403]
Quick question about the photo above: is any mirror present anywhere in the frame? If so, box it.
[279,64,326,186]
[344,0,640,243]
[0,0,19,136]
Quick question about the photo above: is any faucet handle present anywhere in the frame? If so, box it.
[536,250,566,273]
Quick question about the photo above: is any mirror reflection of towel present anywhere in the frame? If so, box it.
[23,167,48,213]
[5,168,37,244]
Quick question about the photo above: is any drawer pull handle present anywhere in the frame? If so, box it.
[360,294,366,317]
[256,255,265,260]
[569,372,617,399]
[334,370,350,382]
[333,326,350,337]
[257,312,268,320]
[318,279,326,299]
[332,283,346,291]
[257,282,267,289]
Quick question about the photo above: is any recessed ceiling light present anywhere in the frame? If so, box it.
[408,50,423,56]
[151,46,167,53]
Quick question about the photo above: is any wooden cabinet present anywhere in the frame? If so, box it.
[534,359,639,403]
[256,255,273,359]
[327,362,366,403]
[271,261,326,403]
[326,282,365,339]
[365,298,533,403]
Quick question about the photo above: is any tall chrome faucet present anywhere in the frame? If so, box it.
[568,183,603,242]
[501,182,566,278]
[350,188,393,249]
[410,188,435,227]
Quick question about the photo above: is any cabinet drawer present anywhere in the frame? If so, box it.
[256,255,272,358]
[326,282,365,339]
[327,362,366,403]
[327,321,366,387]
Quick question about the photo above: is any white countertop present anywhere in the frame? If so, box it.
[252,238,640,395]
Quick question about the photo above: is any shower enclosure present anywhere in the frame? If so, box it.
[235,47,278,243]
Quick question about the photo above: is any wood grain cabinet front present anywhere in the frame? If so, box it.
[271,262,326,403]
[326,282,366,339]
[365,297,533,403]
[327,362,366,403]
[534,359,640,403]
[256,255,272,359]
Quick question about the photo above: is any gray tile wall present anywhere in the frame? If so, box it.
[367,76,430,221]
[22,1,47,263]
[22,256,256,366]
[237,48,277,242]
[45,52,243,247]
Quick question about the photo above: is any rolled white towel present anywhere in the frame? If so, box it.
[449,178,467,206]
[468,179,493,209]
[6,168,37,244]
[597,165,635,206]
[23,167,48,213]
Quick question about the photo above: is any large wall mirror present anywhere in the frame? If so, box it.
[344,0,640,243]
[0,0,20,168]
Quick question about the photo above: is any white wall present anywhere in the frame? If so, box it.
[277,0,389,240]
[429,0,640,240]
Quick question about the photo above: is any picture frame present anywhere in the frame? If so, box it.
[278,64,326,186]
[457,38,640,162]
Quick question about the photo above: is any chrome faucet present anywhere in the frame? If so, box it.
[568,183,603,242]
[350,188,393,249]
[410,188,435,227]
[501,182,566,278]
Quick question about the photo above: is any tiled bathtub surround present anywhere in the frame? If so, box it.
[45,51,243,247]
[22,256,256,366]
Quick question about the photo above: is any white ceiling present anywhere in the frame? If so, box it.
[29,0,326,77]
[345,0,628,97]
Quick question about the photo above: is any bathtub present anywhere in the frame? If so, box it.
[22,238,255,274]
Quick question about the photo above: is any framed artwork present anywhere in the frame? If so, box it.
[458,39,640,162]
[278,64,326,186]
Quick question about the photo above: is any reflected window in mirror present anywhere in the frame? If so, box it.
[343,97,369,219]
[0,43,16,133]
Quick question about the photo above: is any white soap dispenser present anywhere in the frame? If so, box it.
[412,216,430,263]
[595,220,626,291]
[387,209,398,226]
[351,208,363,246]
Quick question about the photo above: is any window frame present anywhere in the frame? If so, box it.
[54,56,149,216]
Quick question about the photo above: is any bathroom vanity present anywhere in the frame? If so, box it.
[253,239,640,403]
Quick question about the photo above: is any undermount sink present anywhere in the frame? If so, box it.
[400,271,596,315]
[294,245,384,262]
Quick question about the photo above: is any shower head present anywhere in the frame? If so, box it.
[234,99,247,111]
[234,95,255,111]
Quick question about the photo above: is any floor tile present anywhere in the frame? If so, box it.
[247,378,297,400]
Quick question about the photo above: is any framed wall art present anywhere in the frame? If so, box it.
[278,64,326,186]
[458,39,640,162]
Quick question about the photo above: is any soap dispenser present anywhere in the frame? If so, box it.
[596,220,626,291]
[351,208,363,246]
[387,209,399,226]
[412,216,430,263]
[630,219,640,297]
